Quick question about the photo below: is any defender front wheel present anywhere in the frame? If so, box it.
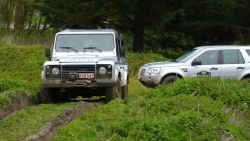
[121,85,128,100]
[105,80,122,102]
[40,87,56,103]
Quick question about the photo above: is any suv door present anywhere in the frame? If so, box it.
[189,50,220,77]
[219,49,245,79]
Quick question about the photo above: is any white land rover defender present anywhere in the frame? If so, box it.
[139,45,250,88]
[40,29,129,102]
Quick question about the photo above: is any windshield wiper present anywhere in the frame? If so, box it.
[59,46,78,52]
[83,47,102,52]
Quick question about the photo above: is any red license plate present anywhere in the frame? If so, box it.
[79,73,95,79]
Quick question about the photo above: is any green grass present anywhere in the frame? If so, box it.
[0,45,248,140]
[0,103,74,141]
[0,45,47,108]
[53,78,250,141]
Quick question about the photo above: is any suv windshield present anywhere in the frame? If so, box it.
[55,34,114,52]
[175,49,201,63]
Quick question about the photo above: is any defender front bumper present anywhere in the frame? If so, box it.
[41,79,115,88]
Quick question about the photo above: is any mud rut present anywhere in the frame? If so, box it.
[24,101,103,141]
[0,94,36,120]
[0,93,104,141]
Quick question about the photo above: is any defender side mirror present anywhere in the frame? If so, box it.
[120,46,125,57]
[121,40,124,47]
[45,48,51,59]
[192,60,201,66]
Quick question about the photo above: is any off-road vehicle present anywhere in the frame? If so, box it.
[40,29,129,102]
[138,45,250,87]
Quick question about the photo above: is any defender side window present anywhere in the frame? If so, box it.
[116,38,121,58]
[193,50,219,65]
[222,49,244,64]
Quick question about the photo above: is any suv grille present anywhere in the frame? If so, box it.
[61,65,95,80]
[140,69,146,75]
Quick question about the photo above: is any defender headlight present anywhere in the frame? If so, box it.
[99,67,107,74]
[52,68,60,75]
[97,64,112,78]
[147,67,161,74]
[46,65,61,78]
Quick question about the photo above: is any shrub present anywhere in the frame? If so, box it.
[54,94,249,141]
[147,77,250,110]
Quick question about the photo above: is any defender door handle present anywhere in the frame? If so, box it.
[237,67,245,70]
[210,67,218,70]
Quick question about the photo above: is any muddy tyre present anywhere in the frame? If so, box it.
[161,75,179,84]
[40,87,56,103]
[242,77,250,83]
[105,80,121,102]
[121,85,128,100]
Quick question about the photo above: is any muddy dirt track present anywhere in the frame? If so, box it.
[0,94,35,120]
[0,93,104,141]
[24,101,103,141]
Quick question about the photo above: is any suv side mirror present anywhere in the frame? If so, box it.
[192,60,201,66]
[45,48,51,59]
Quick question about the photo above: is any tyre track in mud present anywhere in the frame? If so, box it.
[24,100,104,141]
[0,94,36,120]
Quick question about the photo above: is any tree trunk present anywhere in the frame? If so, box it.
[132,14,144,52]
[14,1,25,31]
[28,9,34,30]
[37,14,42,30]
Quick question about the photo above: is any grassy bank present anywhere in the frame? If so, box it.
[0,45,47,107]
[53,78,250,141]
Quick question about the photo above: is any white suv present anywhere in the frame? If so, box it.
[138,46,250,87]
[40,29,129,102]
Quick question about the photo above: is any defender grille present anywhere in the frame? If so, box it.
[61,65,95,80]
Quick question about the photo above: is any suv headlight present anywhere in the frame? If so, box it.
[147,67,161,74]
[46,65,61,78]
[97,64,112,78]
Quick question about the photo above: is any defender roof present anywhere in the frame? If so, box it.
[57,29,119,36]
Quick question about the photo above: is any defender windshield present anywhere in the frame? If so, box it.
[175,49,201,63]
[55,34,115,52]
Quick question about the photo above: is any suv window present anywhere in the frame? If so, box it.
[222,49,244,64]
[246,50,250,56]
[194,50,219,65]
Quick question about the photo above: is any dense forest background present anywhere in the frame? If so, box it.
[1,0,250,56]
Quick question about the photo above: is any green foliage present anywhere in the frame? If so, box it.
[127,53,167,76]
[0,30,56,47]
[0,103,74,141]
[147,77,250,110]
[53,78,250,141]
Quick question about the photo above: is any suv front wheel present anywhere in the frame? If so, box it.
[161,75,179,84]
